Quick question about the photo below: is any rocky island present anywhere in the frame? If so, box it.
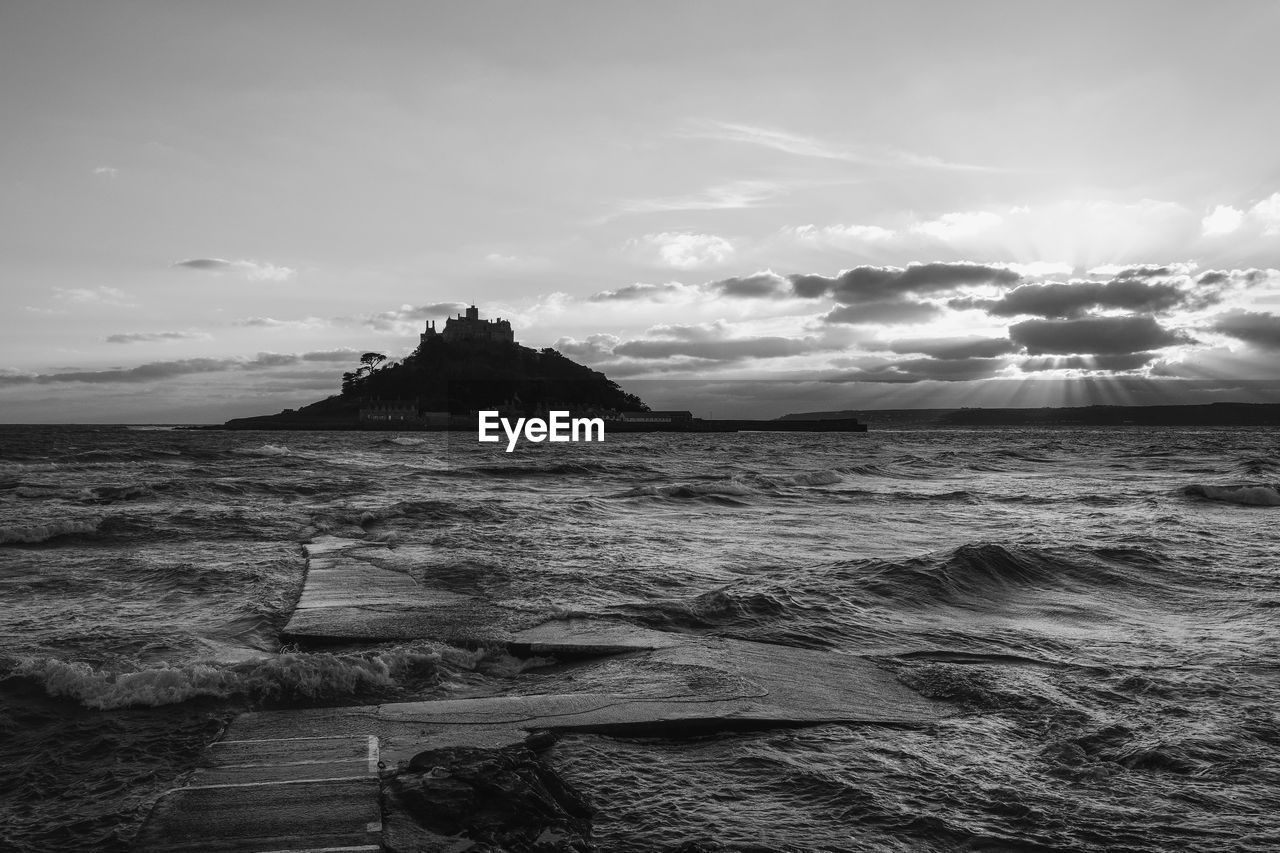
[221,306,867,433]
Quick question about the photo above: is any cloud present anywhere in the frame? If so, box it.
[0,358,235,386]
[612,336,823,362]
[588,282,693,303]
[997,261,1075,277]
[967,278,1188,318]
[172,258,296,282]
[682,121,1002,172]
[790,262,1021,302]
[0,349,361,387]
[54,286,131,305]
[688,121,864,162]
[351,302,471,331]
[1019,352,1160,372]
[1195,268,1277,289]
[1202,205,1244,237]
[92,166,119,178]
[887,336,1019,359]
[553,334,622,361]
[1009,315,1190,355]
[783,224,897,245]
[616,180,784,215]
[631,232,734,269]
[834,356,1013,383]
[1209,311,1280,350]
[1198,193,1280,238]
[713,272,790,299]
[554,321,847,370]
[823,300,942,325]
[1253,192,1280,236]
[105,331,208,344]
[299,348,362,362]
[910,211,1003,241]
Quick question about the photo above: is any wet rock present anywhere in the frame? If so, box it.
[384,745,594,853]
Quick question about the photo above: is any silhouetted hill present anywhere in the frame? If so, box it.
[223,336,647,429]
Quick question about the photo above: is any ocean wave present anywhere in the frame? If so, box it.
[0,519,102,545]
[831,542,1168,609]
[81,483,155,503]
[5,646,444,710]
[1181,483,1280,507]
[1230,456,1279,478]
[606,483,755,504]
[231,443,292,457]
[314,499,517,530]
[454,460,660,478]
[781,471,844,487]
[67,447,183,463]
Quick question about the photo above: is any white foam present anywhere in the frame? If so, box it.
[234,444,291,457]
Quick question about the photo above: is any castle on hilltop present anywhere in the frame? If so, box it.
[420,305,516,347]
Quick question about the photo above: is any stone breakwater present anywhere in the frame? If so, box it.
[133,535,947,852]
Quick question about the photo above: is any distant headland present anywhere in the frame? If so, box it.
[217,305,867,433]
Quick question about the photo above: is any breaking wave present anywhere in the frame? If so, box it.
[231,444,291,457]
[1182,483,1280,506]
[4,646,445,710]
[607,483,756,504]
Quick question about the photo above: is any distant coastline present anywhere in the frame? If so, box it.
[808,402,1280,429]
[168,401,1280,432]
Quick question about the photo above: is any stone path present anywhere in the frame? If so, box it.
[133,735,381,852]
[137,535,950,851]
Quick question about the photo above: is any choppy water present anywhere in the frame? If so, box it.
[1,424,1278,851]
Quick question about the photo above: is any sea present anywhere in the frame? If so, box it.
[1,423,1277,852]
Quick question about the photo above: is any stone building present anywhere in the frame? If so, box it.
[421,305,515,347]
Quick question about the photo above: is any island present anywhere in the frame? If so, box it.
[219,305,867,433]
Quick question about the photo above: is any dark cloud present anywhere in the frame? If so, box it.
[1020,352,1160,372]
[0,358,234,386]
[1009,315,1190,355]
[1110,265,1175,281]
[300,348,361,362]
[791,262,1020,302]
[887,336,1019,359]
[1195,268,1274,288]
[172,258,232,271]
[1210,311,1280,350]
[0,350,358,386]
[970,279,1187,318]
[823,300,941,325]
[171,257,295,282]
[644,323,726,341]
[105,331,203,344]
[714,273,789,298]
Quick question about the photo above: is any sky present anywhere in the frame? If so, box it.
[2,0,1279,421]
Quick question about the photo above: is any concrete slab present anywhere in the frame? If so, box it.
[224,637,948,767]
[281,536,532,643]
[141,534,951,850]
[507,617,687,656]
[133,735,382,853]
